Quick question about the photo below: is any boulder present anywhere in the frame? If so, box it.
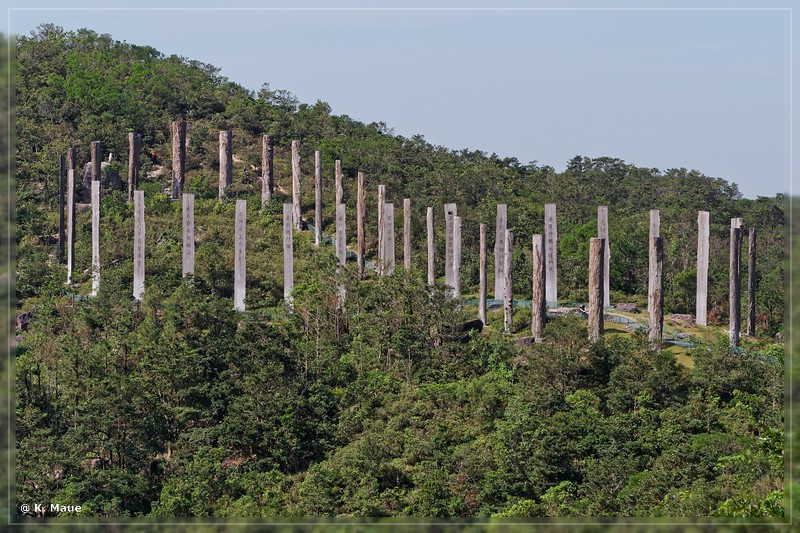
[81,161,123,200]
[514,336,536,347]
[616,303,638,312]
[668,314,695,327]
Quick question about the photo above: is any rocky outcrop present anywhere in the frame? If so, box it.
[81,161,123,200]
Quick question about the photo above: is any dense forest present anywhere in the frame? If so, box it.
[12,25,787,519]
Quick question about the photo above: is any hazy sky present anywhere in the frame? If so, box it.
[8,1,795,199]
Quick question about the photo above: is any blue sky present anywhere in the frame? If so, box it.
[8,1,795,199]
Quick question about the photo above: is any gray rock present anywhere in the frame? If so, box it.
[81,161,123,200]
[616,303,638,312]
[668,314,695,327]
[514,336,536,347]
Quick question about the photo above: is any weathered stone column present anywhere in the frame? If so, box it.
[531,233,546,341]
[597,206,610,307]
[384,203,395,275]
[494,204,507,300]
[747,227,756,336]
[129,132,141,202]
[357,172,365,278]
[453,215,462,298]
[219,130,232,201]
[403,198,411,270]
[66,146,76,174]
[234,199,246,311]
[336,203,346,266]
[648,237,663,347]
[284,203,294,305]
[66,169,75,284]
[696,211,710,326]
[182,193,195,278]
[544,203,558,307]
[733,217,743,279]
[377,185,386,274]
[588,237,604,342]
[648,209,660,315]
[292,140,302,229]
[444,203,457,287]
[335,159,343,206]
[503,230,514,334]
[172,121,186,199]
[427,207,435,287]
[314,150,322,246]
[479,223,487,325]
[86,141,101,201]
[262,134,274,205]
[730,223,741,347]
[91,180,100,297]
[58,154,65,263]
[133,190,145,301]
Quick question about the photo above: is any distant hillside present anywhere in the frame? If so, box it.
[12,26,785,520]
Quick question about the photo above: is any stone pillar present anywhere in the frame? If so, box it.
[531,234,546,340]
[747,227,756,336]
[403,198,411,270]
[91,180,100,297]
[219,130,232,201]
[503,230,514,334]
[730,224,741,347]
[171,121,186,199]
[335,159,343,206]
[336,203,346,266]
[283,203,294,305]
[58,154,65,263]
[648,209,660,315]
[133,190,145,301]
[588,237,605,342]
[494,204,507,300]
[314,150,322,246]
[597,206,610,307]
[262,134,274,205]
[544,203,558,307]
[86,141,101,201]
[182,193,195,278]
[444,203,457,287]
[357,172,365,278]
[427,207,435,287]
[383,203,395,275]
[453,216,462,298]
[292,140,302,229]
[648,237,663,347]
[479,223,487,325]
[128,132,141,202]
[234,199,246,311]
[696,211,710,326]
[377,185,386,274]
[66,146,76,174]
[66,169,75,285]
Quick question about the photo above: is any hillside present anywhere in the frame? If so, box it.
[13,25,785,519]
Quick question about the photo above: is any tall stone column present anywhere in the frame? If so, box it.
[58,154,65,263]
[91,180,101,297]
[444,203,457,287]
[452,216,462,298]
[183,193,195,278]
[128,132,141,202]
[648,237,663,347]
[403,198,411,270]
[378,185,386,274]
[588,237,605,342]
[234,199,246,311]
[262,134,274,205]
[283,203,294,306]
[219,130,232,201]
[336,203,346,266]
[695,211,710,326]
[544,203,558,306]
[747,227,757,336]
[531,234,546,340]
[503,230,514,334]
[133,190,145,301]
[427,207,435,287]
[335,159,343,206]
[314,150,322,246]
[291,140,302,229]
[66,169,75,285]
[383,203,395,275]
[648,209,660,315]
[171,121,186,199]
[357,172,365,278]
[597,206,610,307]
[730,223,741,347]
[494,204,507,300]
[479,224,487,325]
